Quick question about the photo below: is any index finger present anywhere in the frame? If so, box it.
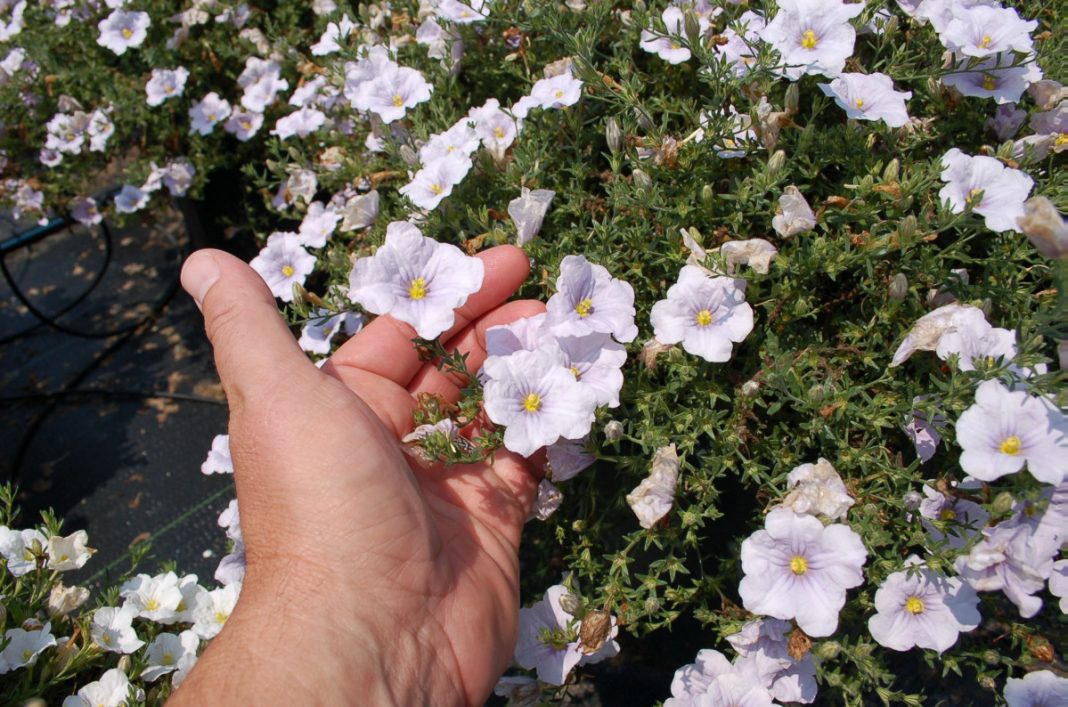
[326,244,532,387]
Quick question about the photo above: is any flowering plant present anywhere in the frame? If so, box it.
[2,0,1067,704]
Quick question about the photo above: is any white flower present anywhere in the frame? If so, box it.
[956,379,1068,485]
[545,255,638,343]
[739,508,867,636]
[437,0,489,24]
[508,188,555,245]
[939,5,1036,58]
[61,668,130,707]
[271,107,327,140]
[310,14,356,55]
[418,121,480,164]
[146,67,189,107]
[483,349,597,457]
[469,98,518,159]
[626,444,679,529]
[298,309,363,355]
[942,53,1043,105]
[762,0,864,80]
[189,92,232,136]
[666,648,778,707]
[0,526,47,576]
[868,556,980,653]
[238,58,288,113]
[201,433,232,475]
[296,201,340,248]
[530,479,564,521]
[71,197,103,226]
[954,520,1051,618]
[717,11,766,76]
[772,185,816,236]
[192,583,241,639]
[818,72,912,127]
[249,233,317,303]
[91,605,144,654]
[640,7,704,64]
[97,10,150,55]
[890,303,1016,369]
[939,147,1036,232]
[1050,559,1068,614]
[986,103,1028,140]
[1018,196,1068,260]
[224,109,264,141]
[719,238,778,275]
[649,265,754,363]
[338,189,380,231]
[141,631,200,682]
[726,618,818,704]
[48,583,90,619]
[348,221,484,339]
[546,331,627,408]
[0,622,55,674]
[46,530,93,571]
[398,154,472,211]
[781,458,854,520]
[89,109,115,152]
[121,571,184,623]
[350,64,432,123]
[114,184,148,214]
[163,159,195,197]
[528,73,583,110]
[545,437,595,482]
[1004,671,1068,707]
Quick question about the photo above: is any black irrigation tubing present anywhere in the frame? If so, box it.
[0,389,226,406]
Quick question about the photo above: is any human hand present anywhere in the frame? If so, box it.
[170,246,544,706]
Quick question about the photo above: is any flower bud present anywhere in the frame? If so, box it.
[578,609,613,654]
[903,490,923,511]
[888,272,908,301]
[816,641,841,660]
[992,491,1015,515]
[117,655,132,674]
[979,676,997,691]
[21,618,43,632]
[740,380,760,397]
[632,168,652,191]
[683,11,702,46]
[558,591,584,617]
[784,84,799,115]
[982,650,1000,665]
[604,420,623,442]
[767,150,786,174]
[1018,196,1068,260]
[644,596,661,614]
[399,144,419,166]
[606,118,623,154]
[571,519,586,532]
[22,699,47,707]
[882,158,900,183]
[633,0,646,12]
[634,106,655,132]
[700,184,714,205]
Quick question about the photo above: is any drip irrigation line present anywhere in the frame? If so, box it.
[0,389,226,406]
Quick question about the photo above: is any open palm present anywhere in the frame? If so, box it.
[173,246,544,706]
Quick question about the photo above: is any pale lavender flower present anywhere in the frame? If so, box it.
[986,103,1027,140]
[939,5,1036,58]
[162,159,195,197]
[249,232,317,303]
[310,14,356,55]
[727,618,817,704]
[890,303,1015,368]
[717,11,766,76]
[1004,671,1068,707]
[956,379,1068,485]
[200,434,232,475]
[762,0,864,80]
[508,188,555,245]
[529,479,564,521]
[665,648,776,707]
[0,622,55,673]
[514,584,618,685]
[1050,560,1067,614]
[113,184,148,214]
[772,185,816,237]
[739,508,867,636]
[97,10,149,56]
[237,58,288,113]
[71,197,102,226]
[494,676,542,706]
[650,265,753,362]
[437,0,489,24]
[61,667,130,707]
[626,444,679,529]
[298,309,362,355]
[868,556,980,653]
[146,67,189,107]
[223,109,263,141]
[545,331,627,408]
[546,255,638,343]
[189,92,232,136]
[720,238,778,275]
[0,526,47,576]
[640,7,705,65]
[942,54,1043,105]
[398,154,472,210]
[419,121,480,164]
[470,98,518,159]
[918,485,989,550]
[347,221,484,339]
[528,73,583,110]
[351,64,432,123]
[545,437,595,482]
[271,107,326,140]
[486,313,547,358]
[483,349,596,457]
[954,520,1052,618]
[781,457,854,521]
[818,72,912,127]
[296,201,340,248]
[904,400,946,463]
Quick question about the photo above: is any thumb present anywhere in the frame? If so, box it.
[181,249,316,411]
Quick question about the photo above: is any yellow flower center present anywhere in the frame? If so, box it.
[967,187,984,204]
[790,555,808,575]
[162,651,175,665]
[176,600,186,612]
[999,435,1022,455]
[855,98,865,108]
[392,94,404,107]
[214,611,229,625]
[554,89,564,99]
[575,298,593,318]
[939,508,957,521]
[145,598,159,611]
[670,41,681,50]
[102,633,112,645]
[408,277,427,300]
[978,35,992,49]
[801,30,818,49]
[523,393,541,412]
[1055,133,1068,147]
[570,366,581,379]
[982,74,997,91]
[905,596,925,614]
[166,86,175,94]
[281,265,295,278]
[207,113,217,122]
[695,309,713,327]
[241,120,252,130]
[430,183,444,195]
[121,28,133,39]
[494,126,505,139]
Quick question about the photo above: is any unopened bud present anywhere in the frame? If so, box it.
[606,117,623,154]
[807,383,826,403]
[784,84,799,115]
[740,380,760,397]
[21,618,43,632]
[903,490,923,511]
[558,591,583,617]
[604,420,623,442]
[982,650,1000,665]
[1028,635,1055,663]
[992,491,1015,515]
[816,640,841,660]
[767,150,786,174]
[700,184,714,205]
[979,676,997,691]
[117,655,132,674]
[22,699,47,707]
[883,158,900,183]
[633,0,646,12]
[1018,196,1068,260]
[399,144,419,166]
[634,106,655,132]
[683,11,701,46]
[632,168,652,191]
[1058,340,1068,372]
[898,214,918,240]
[644,596,660,614]
[888,272,908,301]
[578,609,613,654]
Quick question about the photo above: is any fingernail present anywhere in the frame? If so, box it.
[181,251,220,311]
